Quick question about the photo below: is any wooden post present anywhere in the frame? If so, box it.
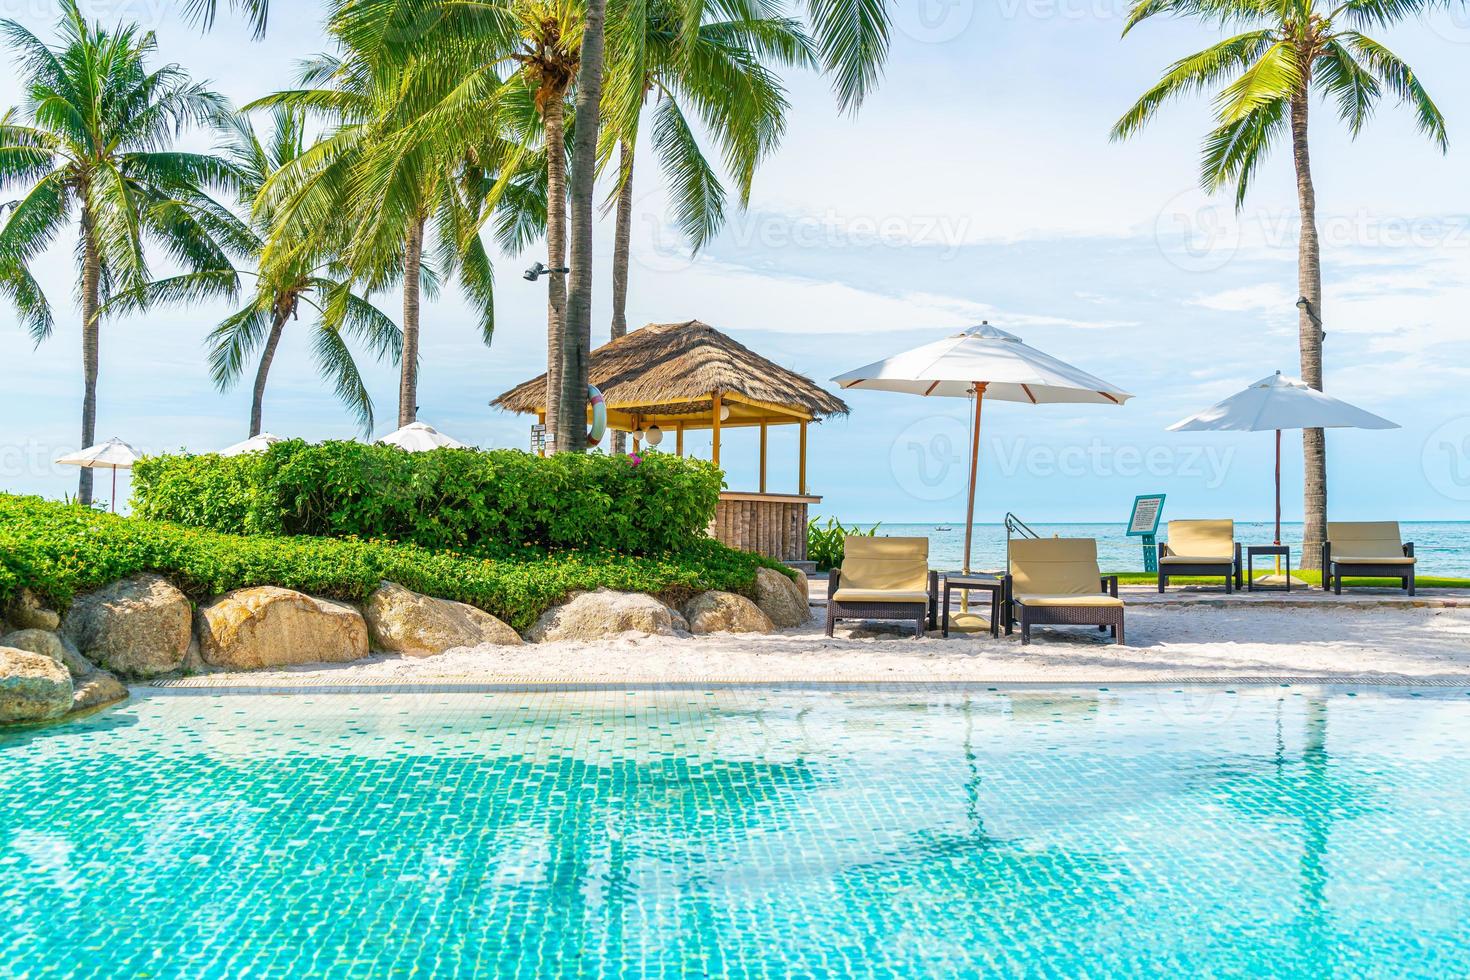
[711,392,722,469]
[676,424,684,457]
[537,411,547,457]
[798,420,808,495]
[759,421,768,494]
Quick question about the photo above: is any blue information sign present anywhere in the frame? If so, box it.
[1126,494,1166,572]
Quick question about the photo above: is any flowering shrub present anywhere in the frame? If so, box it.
[0,494,787,632]
[132,441,722,556]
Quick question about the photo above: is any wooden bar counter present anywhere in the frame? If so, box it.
[711,492,821,563]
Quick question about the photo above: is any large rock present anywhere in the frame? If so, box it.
[365,582,521,655]
[7,588,60,632]
[527,590,687,642]
[1,629,93,678]
[683,591,775,635]
[196,587,369,670]
[71,671,128,712]
[754,567,811,629]
[62,574,192,678]
[0,647,72,723]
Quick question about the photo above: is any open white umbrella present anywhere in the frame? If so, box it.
[1168,371,1397,552]
[55,437,143,513]
[834,322,1132,582]
[376,421,469,451]
[220,432,284,456]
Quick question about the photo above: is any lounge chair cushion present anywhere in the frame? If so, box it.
[1165,520,1235,560]
[1159,554,1234,566]
[838,536,930,597]
[1327,522,1412,562]
[1009,538,1107,597]
[1014,594,1124,608]
[832,588,931,604]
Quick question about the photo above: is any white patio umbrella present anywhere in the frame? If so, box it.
[833,322,1133,582]
[376,421,469,451]
[55,437,143,513]
[220,432,284,456]
[1168,371,1397,552]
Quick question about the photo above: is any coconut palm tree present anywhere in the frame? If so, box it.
[118,109,403,437]
[184,0,271,37]
[251,52,499,428]
[600,0,815,340]
[0,1,250,504]
[1112,0,1448,567]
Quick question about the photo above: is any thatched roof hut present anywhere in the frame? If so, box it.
[492,319,849,430]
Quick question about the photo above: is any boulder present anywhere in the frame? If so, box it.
[365,582,521,655]
[683,591,776,635]
[0,629,94,678]
[753,567,811,629]
[71,671,128,712]
[527,590,686,642]
[62,574,192,678]
[6,588,60,632]
[196,587,369,670]
[0,647,72,723]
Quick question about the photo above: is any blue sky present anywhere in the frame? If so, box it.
[2,0,1468,522]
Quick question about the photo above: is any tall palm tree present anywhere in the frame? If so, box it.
[0,1,249,504]
[251,52,498,429]
[1112,0,1448,567]
[600,0,815,341]
[121,109,403,437]
[184,0,271,37]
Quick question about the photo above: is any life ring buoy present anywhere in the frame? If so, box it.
[587,385,607,446]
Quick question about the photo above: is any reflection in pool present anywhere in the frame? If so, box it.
[3,686,1468,976]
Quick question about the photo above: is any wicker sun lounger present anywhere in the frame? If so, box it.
[1157,519,1242,593]
[825,536,938,639]
[1008,538,1124,645]
[1323,521,1416,595]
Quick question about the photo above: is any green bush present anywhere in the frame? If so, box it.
[132,441,723,556]
[0,494,785,633]
[807,517,880,571]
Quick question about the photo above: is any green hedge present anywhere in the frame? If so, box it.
[0,495,784,633]
[131,441,723,556]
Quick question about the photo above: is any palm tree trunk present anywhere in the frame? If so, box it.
[561,0,608,455]
[543,93,568,449]
[249,308,290,437]
[398,214,425,428]
[609,139,635,455]
[78,208,100,507]
[1291,90,1327,569]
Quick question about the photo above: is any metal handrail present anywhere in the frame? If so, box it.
[1004,513,1039,540]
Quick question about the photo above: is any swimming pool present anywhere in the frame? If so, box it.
[4,686,1468,976]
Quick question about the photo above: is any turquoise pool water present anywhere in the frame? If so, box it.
[4,687,1470,977]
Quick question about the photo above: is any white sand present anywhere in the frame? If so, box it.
[163,603,1470,687]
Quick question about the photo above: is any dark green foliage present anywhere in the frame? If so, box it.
[807,517,879,571]
[132,441,723,556]
[0,494,784,633]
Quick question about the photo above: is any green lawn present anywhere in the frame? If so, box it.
[1107,569,1470,589]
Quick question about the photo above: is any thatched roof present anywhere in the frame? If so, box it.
[492,320,849,427]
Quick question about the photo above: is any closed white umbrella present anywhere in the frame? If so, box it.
[834,323,1132,583]
[55,437,143,513]
[220,432,284,456]
[1168,371,1397,553]
[377,421,469,451]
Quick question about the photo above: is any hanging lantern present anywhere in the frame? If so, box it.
[644,425,663,446]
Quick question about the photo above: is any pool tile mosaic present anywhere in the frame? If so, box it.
[3,686,1469,977]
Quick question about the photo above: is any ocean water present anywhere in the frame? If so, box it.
[861,521,1470,576]
[4,687,1470,977]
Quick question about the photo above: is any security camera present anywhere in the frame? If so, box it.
[524,261,569,282]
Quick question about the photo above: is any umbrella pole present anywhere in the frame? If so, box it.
[961,384,987,613]
[111,466,117,514]
[1274,428,1282,577]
